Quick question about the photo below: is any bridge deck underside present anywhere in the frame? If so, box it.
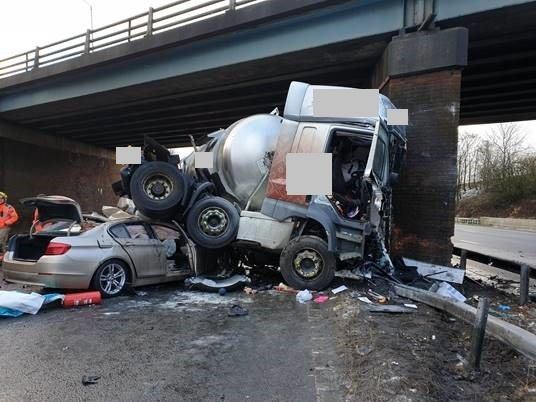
[1,3,535,148]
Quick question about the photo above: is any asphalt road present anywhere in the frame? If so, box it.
[452,224,536,266]
[0,283,344,402]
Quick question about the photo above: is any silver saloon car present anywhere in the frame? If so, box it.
[3,196,199,297]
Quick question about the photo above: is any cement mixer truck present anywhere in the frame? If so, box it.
[113,82,407,290]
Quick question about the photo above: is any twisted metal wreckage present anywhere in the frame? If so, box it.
[113,81,408,290]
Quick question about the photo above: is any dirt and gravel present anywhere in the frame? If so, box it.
[333,276,536,402]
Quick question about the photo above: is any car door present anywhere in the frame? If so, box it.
[110,222,165,278]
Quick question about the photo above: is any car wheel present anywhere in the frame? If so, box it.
[186,197,239,249]
[280,236,335,290]
[92,259,129,297]
[130,161,185,219]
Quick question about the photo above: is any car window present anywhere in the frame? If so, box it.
[125,224,150,239]
[109,224,130,239]
[151,225,180,241]
[373,138,386,181]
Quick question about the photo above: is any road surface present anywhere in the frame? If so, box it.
[0,282,344,402]
[453,224,536,266]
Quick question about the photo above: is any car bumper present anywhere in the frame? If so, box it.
[2,252,93,289]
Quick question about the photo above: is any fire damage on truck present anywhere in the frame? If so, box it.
[112,82,407,290]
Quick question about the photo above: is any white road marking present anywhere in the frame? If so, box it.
[457,240,480,245]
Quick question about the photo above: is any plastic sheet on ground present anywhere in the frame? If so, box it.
[0,291,64,317]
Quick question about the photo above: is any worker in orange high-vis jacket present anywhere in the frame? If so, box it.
[0,192,19,254]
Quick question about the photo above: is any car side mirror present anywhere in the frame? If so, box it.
[389,172,400,186]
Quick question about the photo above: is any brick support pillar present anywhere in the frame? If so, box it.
[374,28,468,265]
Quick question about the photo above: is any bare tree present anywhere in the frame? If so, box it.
[457,131,480,198]
[488,123,528,179]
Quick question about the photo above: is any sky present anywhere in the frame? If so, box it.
[1,0,535,150]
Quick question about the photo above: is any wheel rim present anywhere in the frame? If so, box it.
[99,263,126,295]
[293,248,324,279]
[198,207,228,237]
[143,174,173,200]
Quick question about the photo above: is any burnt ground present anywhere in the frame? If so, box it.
[2,268,536,401]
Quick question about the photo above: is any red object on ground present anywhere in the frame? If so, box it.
[63,291,102,308]
[314,295,329,304]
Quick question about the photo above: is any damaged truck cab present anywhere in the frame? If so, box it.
[114,81,406,290]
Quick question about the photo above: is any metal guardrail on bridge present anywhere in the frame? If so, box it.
[0,0,267,79]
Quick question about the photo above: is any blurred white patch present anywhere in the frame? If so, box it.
[286,153,332,195]
[387,109,409,125]
[194,152,213,169]
[116,146,141,164]
[313,88,379,118]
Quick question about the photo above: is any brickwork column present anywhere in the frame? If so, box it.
[374,28,468,265]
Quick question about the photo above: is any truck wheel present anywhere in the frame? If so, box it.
[280,236,335,290]
[186,197,239,249]
[130,162,185,219]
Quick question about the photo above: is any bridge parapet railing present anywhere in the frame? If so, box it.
[455,217,481,225]
[0,0,265,79]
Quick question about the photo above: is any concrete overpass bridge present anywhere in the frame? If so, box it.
[1,0,535,264]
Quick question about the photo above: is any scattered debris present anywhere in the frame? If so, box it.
[335,269,365,281]
[403,257,465,284]
[228,304,249,317]
[243,287,257,295]
[332,285,348,295]
[498,304,511,312]
[356,296,373,304]
[296,290,313,304]
[367,289,388,304]
[81,375,101,386]
[430,282,467,303]
[314,295,329,304]
[364,304,415,314]
[274,283,298,293]
[186,275,250,292]
[404,303,418,309]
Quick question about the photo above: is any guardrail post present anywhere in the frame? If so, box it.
[128,19,132,42]
[147,7,154,36]
[460,249,467,270]
[229,0,236,11]
[25,52,29,71]
[520,264,530,305]
[84,29,91,54]
[468,297,489,372]
[33,47,40,69]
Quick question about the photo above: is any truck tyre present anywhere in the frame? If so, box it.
[280,235,335,290]
[186,197,239,249]
[130,162,185,219]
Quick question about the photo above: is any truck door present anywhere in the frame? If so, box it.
[364,122,389,187]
